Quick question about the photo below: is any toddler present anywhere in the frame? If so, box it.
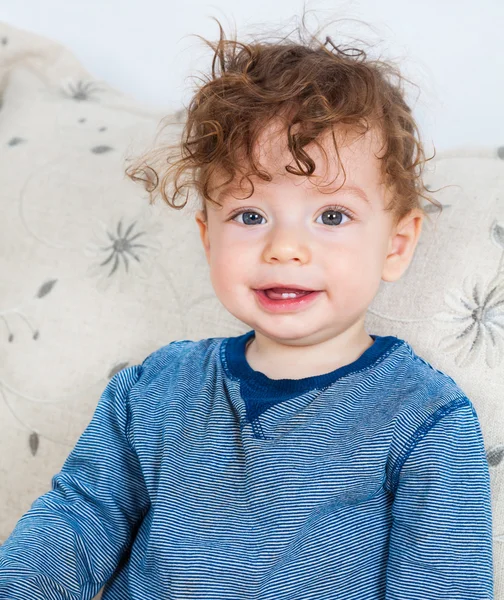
[0,14,494,600]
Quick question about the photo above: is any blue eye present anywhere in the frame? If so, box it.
[316,208,352,226]
[230,211,265,226]
[228,206,354,226]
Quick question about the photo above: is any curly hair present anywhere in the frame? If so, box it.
[125,13,441,228]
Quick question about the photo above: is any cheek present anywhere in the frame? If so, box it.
[207,245,251,294]
[324,243,383,292]
[209,230,254,267]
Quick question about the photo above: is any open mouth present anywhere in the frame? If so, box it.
[254,288,322,312]
[261,288,314,300]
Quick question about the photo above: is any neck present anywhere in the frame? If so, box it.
[244,322,374,380]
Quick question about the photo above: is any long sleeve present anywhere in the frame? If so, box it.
[385,397,494,599]
[0,364,150,600]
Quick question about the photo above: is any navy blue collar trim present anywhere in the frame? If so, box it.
[223,330,404,397]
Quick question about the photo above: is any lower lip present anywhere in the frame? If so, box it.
[253,289,322,312]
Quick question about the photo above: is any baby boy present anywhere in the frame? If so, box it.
[0,15,494,600]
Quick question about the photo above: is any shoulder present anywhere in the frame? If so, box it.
[109,336,228,437]
[123,335,227,405]
[366,335,473,428]
[382,338,483,490]
[139,336,225,378]
[390,338,475,424]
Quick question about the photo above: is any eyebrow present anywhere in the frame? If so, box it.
[319,184,370,204]
[216,183,371,205]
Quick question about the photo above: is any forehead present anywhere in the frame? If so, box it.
[210,119,387,201]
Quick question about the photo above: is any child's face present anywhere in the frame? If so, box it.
[195,121,423,347]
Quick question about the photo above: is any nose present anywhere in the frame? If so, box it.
[262,223,311,264]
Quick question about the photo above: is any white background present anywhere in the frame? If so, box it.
[2,0,503,153]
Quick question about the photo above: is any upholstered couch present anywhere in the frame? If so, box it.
[0,20,502,599]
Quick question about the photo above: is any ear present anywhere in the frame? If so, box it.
[381,209,424,282]
[195,210,210,264]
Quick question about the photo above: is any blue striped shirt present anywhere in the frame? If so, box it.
[0,330,494,599]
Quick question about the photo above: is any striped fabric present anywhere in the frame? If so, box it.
[0,330,494,599]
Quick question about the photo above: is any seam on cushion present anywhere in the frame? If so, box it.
[389,395,471,494]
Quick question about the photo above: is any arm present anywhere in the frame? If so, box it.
[385,397,494,599]
[0,364,150,600]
